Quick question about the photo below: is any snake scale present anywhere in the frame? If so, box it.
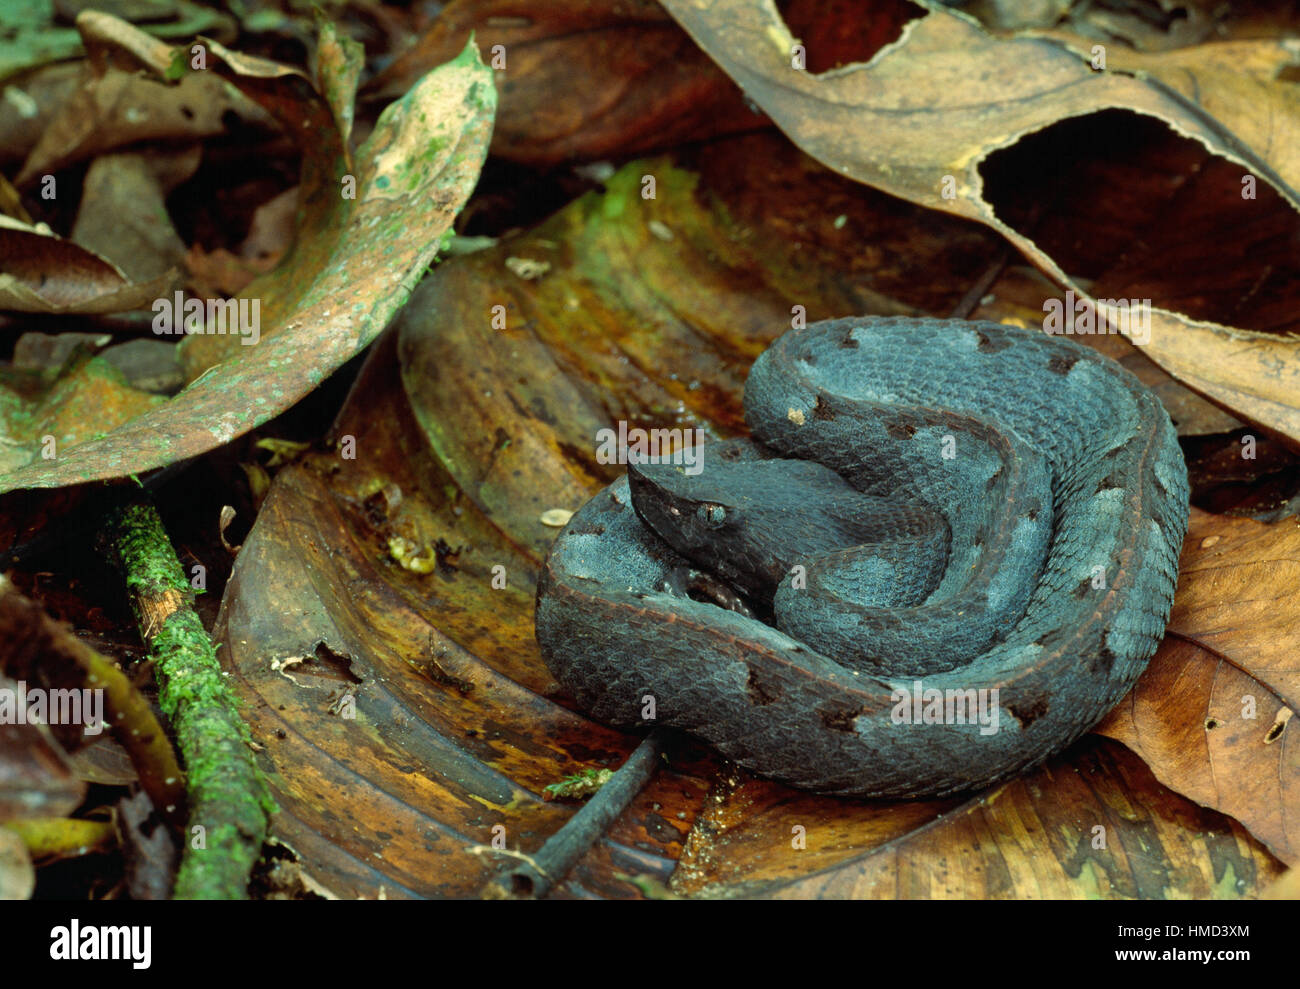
[535,317,1189,797]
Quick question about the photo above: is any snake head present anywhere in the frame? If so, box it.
[626,460,741,554]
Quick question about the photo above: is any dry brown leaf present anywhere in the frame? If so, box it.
[0,62,83,168]
[0,215,174,314]
[15,69,263,187]
[1090,506,1300,865]
[1097,637,1297,865]
[659,0,1300,442]
[1170,507,1300,708]
[71,147,199,281]
[364,0,760,165]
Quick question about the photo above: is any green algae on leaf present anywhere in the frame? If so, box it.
[0,17,494,494]
[0,353,164,478]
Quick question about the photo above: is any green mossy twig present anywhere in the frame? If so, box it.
[109,500,274,900]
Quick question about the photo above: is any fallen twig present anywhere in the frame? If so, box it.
[107,499,274,899]
[481,730,667,899]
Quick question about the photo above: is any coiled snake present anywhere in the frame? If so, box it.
[535,317,1189,797]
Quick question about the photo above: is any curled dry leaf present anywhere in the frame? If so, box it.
[658,0,1300,442]
[312,13,364,148]
[0,18,495,494]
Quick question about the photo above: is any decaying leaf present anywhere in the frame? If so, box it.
[0,349,163,477]
[1098,637,1297,865]
[677,739,1279,899]
[0,715,85,822]
[0,17,495,494]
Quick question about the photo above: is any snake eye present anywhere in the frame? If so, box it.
[697,503,727,528]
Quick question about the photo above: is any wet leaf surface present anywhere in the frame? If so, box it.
[216,145,1293,897]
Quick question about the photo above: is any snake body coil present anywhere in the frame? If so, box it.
[535,317,1189,797]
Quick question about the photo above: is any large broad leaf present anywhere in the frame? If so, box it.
[213,149,1292,898]
[1096,507,1300,865]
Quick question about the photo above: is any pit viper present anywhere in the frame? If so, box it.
[535,317,1189,797]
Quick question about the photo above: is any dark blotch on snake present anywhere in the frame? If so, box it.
[1006,696,1050,729]
[819,705,860,732]
[746,667,782,706]
[974,329,1012,353]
